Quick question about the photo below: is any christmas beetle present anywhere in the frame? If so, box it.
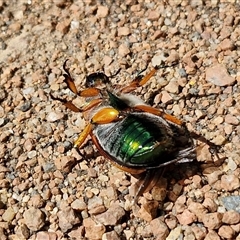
[51,60,196,200]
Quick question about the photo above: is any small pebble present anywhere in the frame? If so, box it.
[138,201,159,222]
[205,230,221,240]
[102,231,121,240]
[2,207,15,222]
[47,112,64,122]
[205,64,235,86]
[222,210,240,224]
[218,225,235,239]
[150,217,169,239]
[83,217,106,239]
[23,208,45,231]
[71,199,87,211]
[118,44,130,57]
[19,101,32,112]
[225,114,239,125]
[97,5,109,18]
[57,206,80,232]
[118,27,130,36]
[165,214,178,230]
[202,212,223,230]
[36,231,58,240]
[95,205,125,225]
[161,91,173,103]
[220,174,240,191]
[187,201,207,222]
[166,226,182,240]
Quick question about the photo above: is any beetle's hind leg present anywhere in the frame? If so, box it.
[133,168,165,204]
[190,131,225,164]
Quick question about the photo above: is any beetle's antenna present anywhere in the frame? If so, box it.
[108,68,121,78]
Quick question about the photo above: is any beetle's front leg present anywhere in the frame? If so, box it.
[120,67,158,93]
[120,62,178,94]
[63,59,102,98]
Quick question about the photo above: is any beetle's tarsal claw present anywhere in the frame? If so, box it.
[137,66,148,77]
[74,146,88,161]
[63,74,70,82]
[154,60,178,70]
[63,59,71,76]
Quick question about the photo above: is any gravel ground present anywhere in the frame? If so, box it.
[0,0,240,239]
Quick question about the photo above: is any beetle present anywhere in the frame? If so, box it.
[51,60,196,201]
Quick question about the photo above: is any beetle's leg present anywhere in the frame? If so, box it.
[63,60,102,97]
[190,131,225,164]
[81,99,103,111]
[74,107,120,149]
[80,88,101,97]
[74,123,92,148]
[121,67,158,93]
[51,60,103,111]
[62,59,78,94]
[51,92,103,113]
[91,107,120,124]
[133,168,165,203]
[121,61,178,93]
[50,93,82,112]
[133,105,182,126]
[50,92,103,114]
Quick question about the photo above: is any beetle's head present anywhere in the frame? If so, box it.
[86,72,110,88]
